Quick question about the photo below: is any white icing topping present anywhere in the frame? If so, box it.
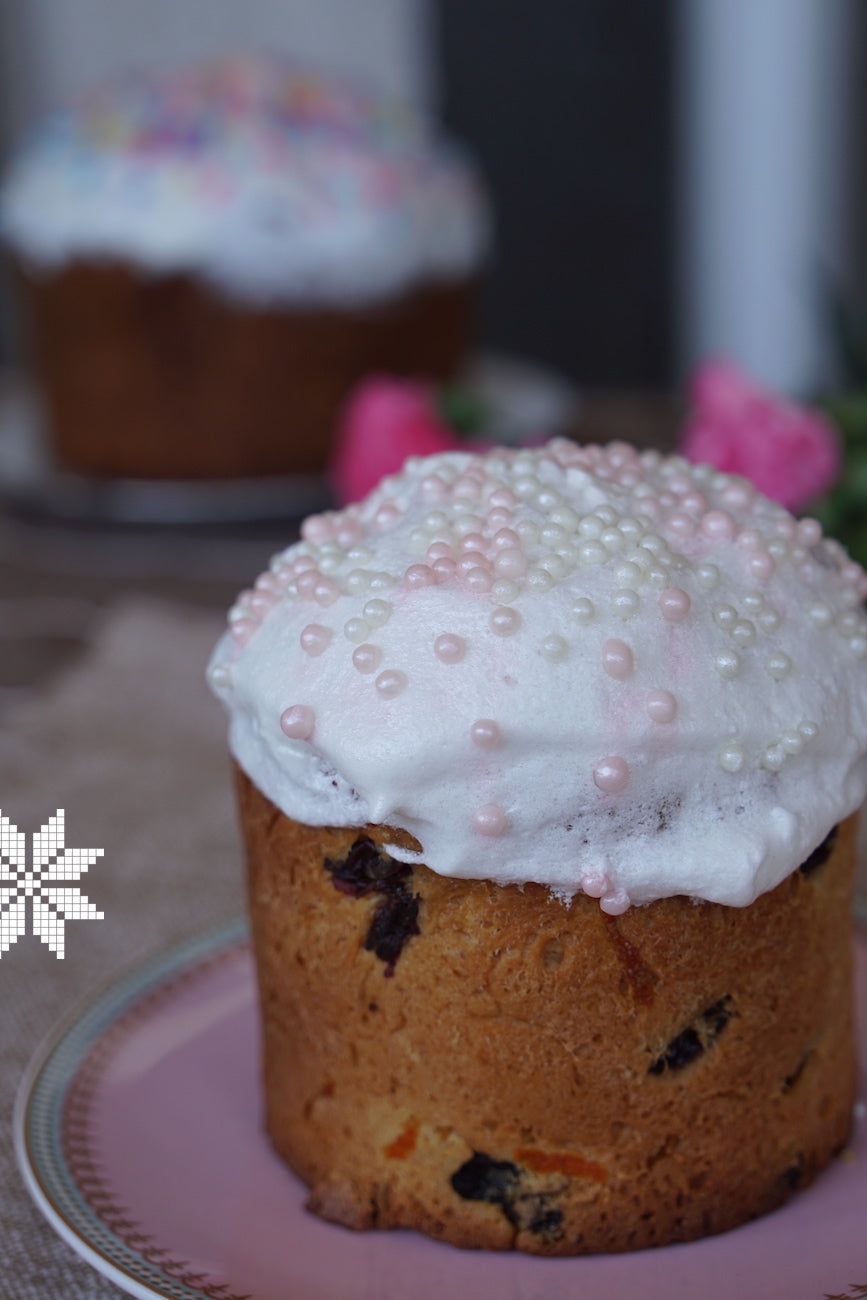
[0,58,490,307]
[209,439,867,907]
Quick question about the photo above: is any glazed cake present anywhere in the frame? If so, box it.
[0,59,489,480]
[208,439,867,1253]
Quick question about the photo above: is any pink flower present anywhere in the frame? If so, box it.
[680,360,841,512]
[330,377,465,505]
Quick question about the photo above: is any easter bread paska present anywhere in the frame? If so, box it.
[208,438,867,1254]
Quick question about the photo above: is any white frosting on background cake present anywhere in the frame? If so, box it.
[0,59,489,308]
[208,439,867,911]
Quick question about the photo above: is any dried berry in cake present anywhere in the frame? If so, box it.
[209,439,867,1253]
[0,58,490,479]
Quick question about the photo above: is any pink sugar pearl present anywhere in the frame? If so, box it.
[301,515,334,543]
[433,558,458,583]
[295,570,321,598]
[594,756,630,793]
[599,888,631,916]
[701,510,737,541]
[300,624,332,656]
[471,719,501,748]
[473,803,507,836]
[375,669,407,699]
[646,690,677,723]
[602,638,634,679]
[747,550,776,581]
[465,567,493,593]
[352,644,382,674]
[461,533,488,553]
[426,541,454,563]
[405,564,436,590]
[494,548,528,579]
[434,634,466,664]
[581,869,610,899]
[659,588,691,622]
[280,705,315,740]
[458,550,489,575]
[229,616,258,645]
[313,578,340,607]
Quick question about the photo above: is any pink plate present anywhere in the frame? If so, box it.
[15,920,867,1300]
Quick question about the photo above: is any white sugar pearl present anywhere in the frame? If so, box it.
[344,618,370,643]
[363,599,392,627]
[572,598,595,625]
[600,528,625,552]
[539,554,568,581]
[345,569,371,594]
[551,505,580,530]
[766,652,792,680]
[578,541,607,565]
[836,611,862,636]
[718,743,745,773]
[762,744,786,772]
[714,650,741,679]
[491,578,520,603]
[731,619,756,646]
[554,544,578,571]
[540,634,569,661]
[697,564,720,590]
[618,518,643,541]
[808,602,833,629]
[208,663,232,689]
[714,605,738,629]
[639,533,666,556]
[758,608,782,632]
[781,730,804,755]
[615,561,644,589]
[612,589,640,619]
[536,489,561,510]
[527,567,555,593]
[578,516,603,539]
[645,564,670,587]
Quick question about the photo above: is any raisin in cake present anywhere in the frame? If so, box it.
[209,439,867,1253]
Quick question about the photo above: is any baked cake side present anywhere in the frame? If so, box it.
[239,767,856,1255]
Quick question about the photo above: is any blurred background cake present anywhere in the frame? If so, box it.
[0,56,490,480]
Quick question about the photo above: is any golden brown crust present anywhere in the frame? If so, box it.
[16,262,474,479]
[236,765,857,1254]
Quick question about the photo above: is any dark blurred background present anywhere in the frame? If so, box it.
[2,0,864,395]
[440,0,674,387]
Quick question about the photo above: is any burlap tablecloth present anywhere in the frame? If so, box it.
[0,598,244,1299]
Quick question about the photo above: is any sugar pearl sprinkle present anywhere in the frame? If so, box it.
[212,438,867,912]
